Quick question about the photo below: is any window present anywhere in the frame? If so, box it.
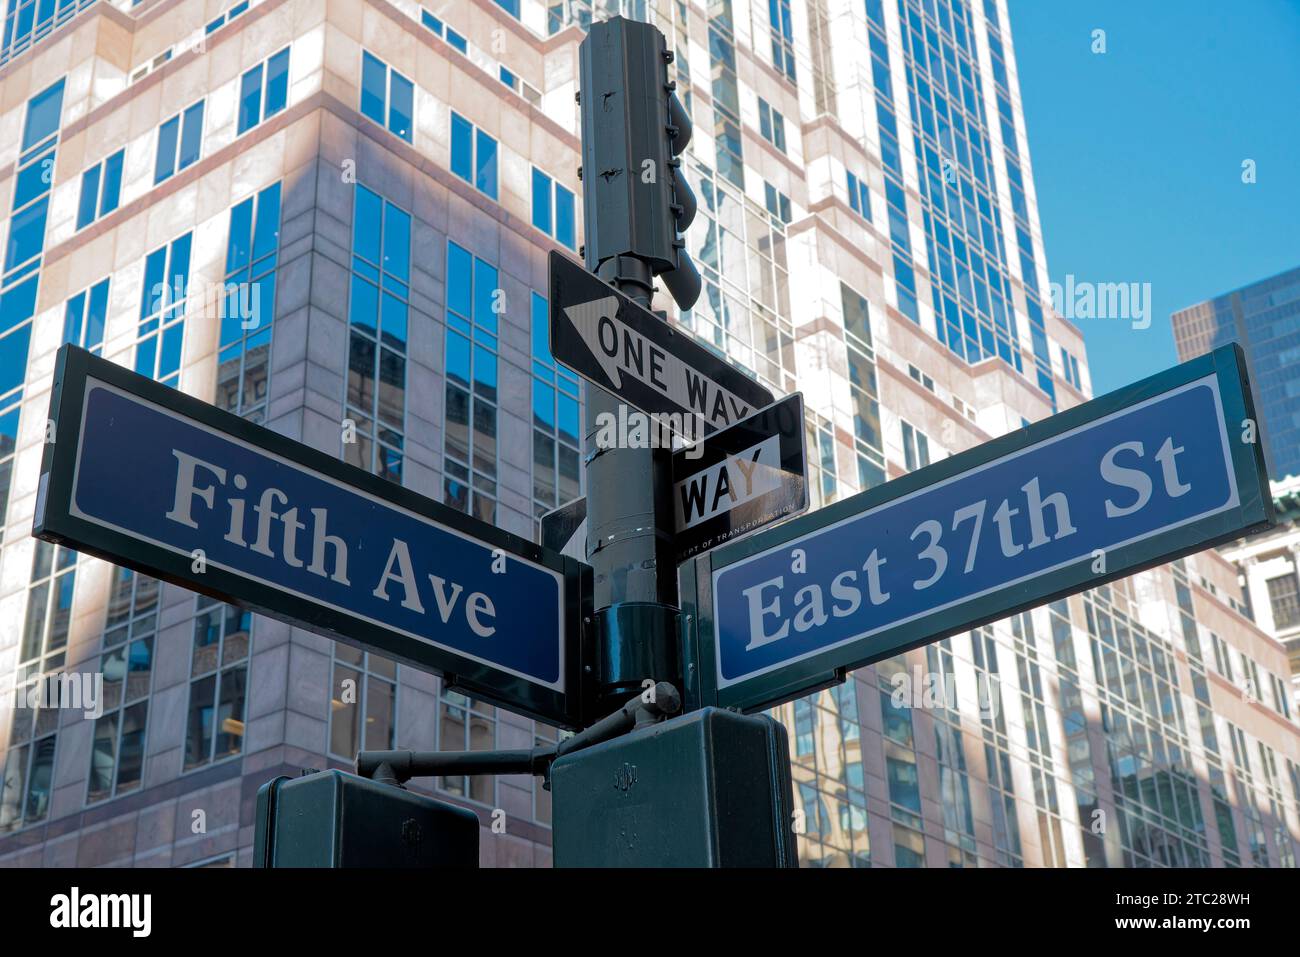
[13,139,54,214]
[934,718,978,866]
[238,47,290,135]
[0,725,54,833]
[3,0,95,65]
[710,17,745,187]
[450,112,498,199]
[329,647,397,759]
[0,292,33,538]
[893,823,926,867]
[360,51,413,143]
[444,242,499,523]
[1270,672,1292,720]
[879,683,924,833]
[846,169,871,220]
[205,0,250,34]
[841,282,883,477]
[907,363,935,392]
[63,278,109,354]
[135,233,193,387]
[757,97,786,153]
[499,65,518,90]
[184,597,251,771]
[88,568,158,804]
[345,185,410,482]
[531,292,581,518]
[218,182,281,422]
[21,77,63,151]
[1267,573,1300,630]
[7,78,63,280]
[0,81,58,536]
[1,542,76,831]
[154,100,204,184]
[1243,655,1263,702]
[1060,345,1083,390]
[769,0,796,81]
[842,281,872,349]
[1211,632,1234,682]
[531,168,576,249]
[6,199,48,274]
[493,0,520,17]
[794,697,815,755]
[422,10,468,52]
[764,181,791,224]
[901,420,930,471]
[437,689,496,804]
[129,48,173,85]
[808,411,838,507]
[76,149,123,230]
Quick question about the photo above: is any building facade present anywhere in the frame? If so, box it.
[0,0,1297,868]
[1171,264,1300,483]
[1221,476,1300,713]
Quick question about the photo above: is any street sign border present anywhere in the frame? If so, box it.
[680,344,1273,715]
[35,345,593,729]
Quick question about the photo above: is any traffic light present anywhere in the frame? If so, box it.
[578,17,701,310]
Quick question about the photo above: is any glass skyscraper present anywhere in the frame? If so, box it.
[1172,265,1300,482]
[0,0,1296,868]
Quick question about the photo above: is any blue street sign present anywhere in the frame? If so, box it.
[680,345,1272,714]
[35,346,590,728]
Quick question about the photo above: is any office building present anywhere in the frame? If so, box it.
[1221,476,1300,712]
[1172,265,1300,481]
[0,0,1297,867]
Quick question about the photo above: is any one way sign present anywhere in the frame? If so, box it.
[548,251,774,434]
[673,394,808,560]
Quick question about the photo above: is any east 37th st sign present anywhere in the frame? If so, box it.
[679,344,1272,714]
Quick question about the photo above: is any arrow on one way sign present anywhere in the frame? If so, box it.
[549,251,774,435]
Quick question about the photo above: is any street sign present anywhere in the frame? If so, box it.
[541,497,587,563]
[672,393,807,562]
[538,395,806,568]
[680,344,1273,714]
[548,250,774,435]
[34,346,590,728]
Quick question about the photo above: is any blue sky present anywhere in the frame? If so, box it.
[1006,0,1300,394]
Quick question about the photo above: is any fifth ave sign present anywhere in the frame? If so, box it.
[34,346,590,727]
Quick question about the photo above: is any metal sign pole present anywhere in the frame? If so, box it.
[575,15,705,715]
[582,256,682,713]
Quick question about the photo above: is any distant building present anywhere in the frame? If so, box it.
[1222,477,1300,711]
[1171,265,1300,482]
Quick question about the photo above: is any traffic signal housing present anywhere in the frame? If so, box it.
[578,16,701,310]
